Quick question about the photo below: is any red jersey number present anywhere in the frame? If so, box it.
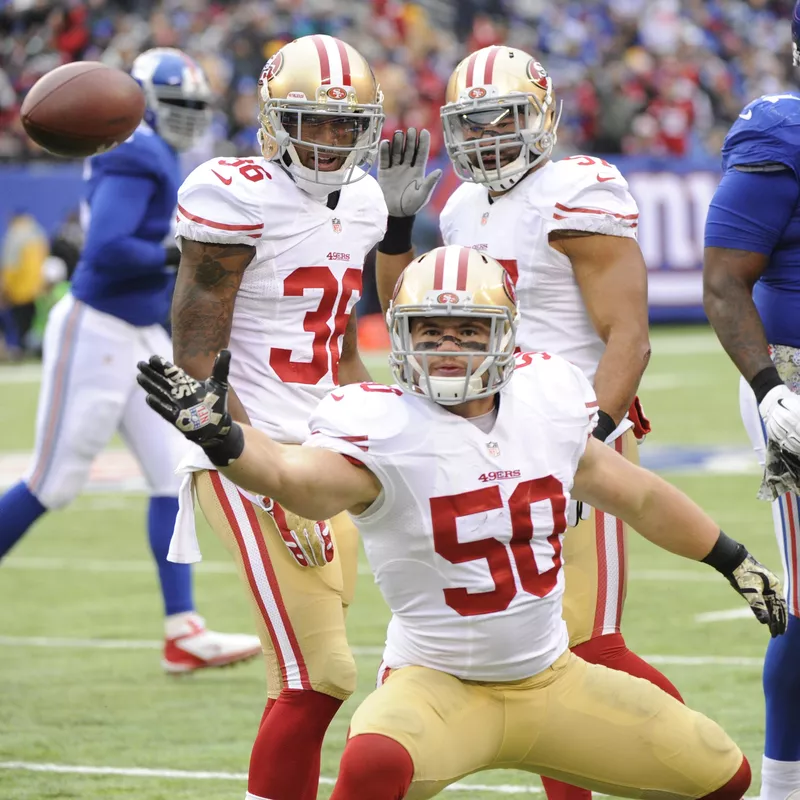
[269,266,362,385]
[430,476,567,617]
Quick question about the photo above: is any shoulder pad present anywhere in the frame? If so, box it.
[90,126,166,179]
[176,158,268,245]
[307,382,420,458]
[541,156,639,238]
[722,94,800,174]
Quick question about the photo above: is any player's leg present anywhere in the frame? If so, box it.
[544,431,684,800]
[194,470,356,800]
[0,296,128,557]
[740,375,800,800]
[518,651,749,800]
[331,665,504,800]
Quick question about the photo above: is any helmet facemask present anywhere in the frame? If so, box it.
[442,89,561,192]
[259,86,384,196]
[388,301,517,406]
[151,90,212,152]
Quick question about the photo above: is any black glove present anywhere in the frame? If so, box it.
[164,245,182,268]
[702,531,788,637]
[136,349,244,466]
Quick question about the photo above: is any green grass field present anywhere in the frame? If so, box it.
[0,326,781,799]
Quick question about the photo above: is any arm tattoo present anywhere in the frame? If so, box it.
[171,240,255,368]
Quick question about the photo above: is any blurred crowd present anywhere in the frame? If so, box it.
[0,0,797,163]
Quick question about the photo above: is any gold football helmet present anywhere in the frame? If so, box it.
[257,35,384,196]
[388,245,519,405]
[441,46,561,192]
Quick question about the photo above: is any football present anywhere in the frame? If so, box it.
[20,61,146,158]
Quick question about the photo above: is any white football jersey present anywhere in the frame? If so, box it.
[176,157,387,443]
[305,353,599,682]
[440,156,639,382]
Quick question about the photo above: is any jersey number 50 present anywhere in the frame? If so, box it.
[430,476,566,617]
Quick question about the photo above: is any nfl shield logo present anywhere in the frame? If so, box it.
[332,217,342,233]
[487,441,500,457]
[481,212,490,226]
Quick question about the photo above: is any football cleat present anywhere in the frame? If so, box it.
[162,612,262,674]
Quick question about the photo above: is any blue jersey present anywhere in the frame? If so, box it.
[706,93,800,347]
[70,124,180,327]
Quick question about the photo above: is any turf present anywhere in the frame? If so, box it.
[0,326,781,799]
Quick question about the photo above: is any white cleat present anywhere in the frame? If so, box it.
[162,612,262,674]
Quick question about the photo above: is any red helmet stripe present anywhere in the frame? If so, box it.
[312,35,331,84]
[465,51,480,87]
[484,46,500,84]
[335,38,351,86]
[433,248,446,290]
[456,247,469,290]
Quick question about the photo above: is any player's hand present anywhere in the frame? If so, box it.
[727,554,787,637]
[378,128,442,218]
[136,350,243,465]
[265,498,334,568]
[759,384,800,455]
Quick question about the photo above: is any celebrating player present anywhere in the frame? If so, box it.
[167,35,386,800]
[0,48,261,673]
[375,46,675,800]
[138,246,786,800]
[704,5,800,798]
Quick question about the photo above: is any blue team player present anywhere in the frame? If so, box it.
[704,6,800,798]
[0,48,261,673]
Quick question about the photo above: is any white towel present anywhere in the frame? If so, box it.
[168,472,202,564]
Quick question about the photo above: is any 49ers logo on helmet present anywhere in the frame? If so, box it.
[261,51,284,83]
[468,87,487,99]
[437,292,460,304]
[526,58,549,90]
[327,86,348,100]
[502,270,517,304]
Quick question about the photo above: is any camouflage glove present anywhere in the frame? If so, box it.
[136,349,243,466]
[727,553,787,638]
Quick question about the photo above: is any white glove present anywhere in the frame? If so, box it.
[759,384,800,455]
[378,128,443,218]
[264,498,334,568]
[566,499,592,527]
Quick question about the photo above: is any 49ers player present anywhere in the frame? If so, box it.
[376,47,672,800]
[138,246,786,800]
[167,35,387,800]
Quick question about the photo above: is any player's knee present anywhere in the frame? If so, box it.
[699,756,751,800]
[332,734,413,800]
[313,648,358,700]
[30,478,78,510]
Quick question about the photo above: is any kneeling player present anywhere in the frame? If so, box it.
[139,246,786,800]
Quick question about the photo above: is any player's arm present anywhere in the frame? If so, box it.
[375,128,442,314]
[136,350,382,519]
[82,174,180,275]
[573,437,787,636]
[171,239,254,424]
[337,309,372,385]
[550,231,651,434]
[704,167,798,404]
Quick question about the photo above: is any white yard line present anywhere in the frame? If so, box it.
[0,635,763,667]
[0,760,543,794]
[2,557,716,583]
[694,608,755,623]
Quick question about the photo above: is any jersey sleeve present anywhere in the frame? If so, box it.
[544,159,639,239]
[704,167,800,255]
[176,161,264,246]
[516,352,599,475]
[357,173,389,246]
[721,98,800,175]
[439,183,473,245]
[304,383,412,492]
